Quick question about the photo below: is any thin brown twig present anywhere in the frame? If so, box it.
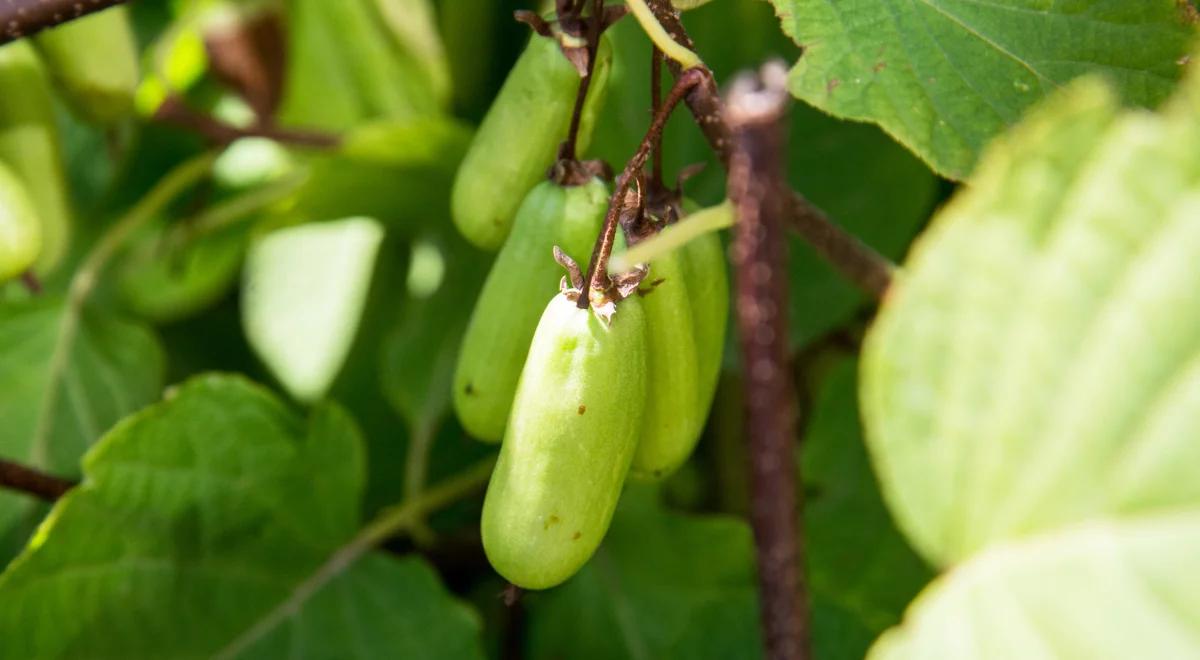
[726,62,809,660]
[578,67,707,307]
[0,0,126,44]
[650,46,664,188]
[643,0,894,300]
[560,0,605,162]
[0,458,76,502]
[153,96,340,149]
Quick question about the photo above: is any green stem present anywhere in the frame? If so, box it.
[69,152,219,306]
[401,420,439,546]
[608,198,734,273]
[362,456,495,547]
[172,171,308,243]
[624,0,701,69]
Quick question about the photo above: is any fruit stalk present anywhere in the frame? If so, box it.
[579,66,706,308]
[726,63,809,660]
[560,0,604,162]
[0,0,126,45]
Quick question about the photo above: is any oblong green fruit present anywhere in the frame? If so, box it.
[32,6,139,124]
[0,160,42,281]
[0,41,71,273]
[630,249,702,479]
[453,177,608,442]
[630,217,729,479]
[481,293,647,590]
[451,32,612,250]
[680,227,729,421]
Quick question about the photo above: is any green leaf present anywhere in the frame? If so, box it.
[0,375,482,659]
[0,297,162,537]
[804,358,932,659]
[595,1,936,347]
[870,511,1200,659]
[242,217,385,403]
[292,117,471,231]
[773,0,1195,179]
[861,69,1200,566]
[526,486,762,660]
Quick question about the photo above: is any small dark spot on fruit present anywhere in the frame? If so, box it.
[464,383,475,396]
[544,514,560,530]
[572,531,581,540]
[873,61,887,73]
[577,405,586,415]
[827,78,840,94]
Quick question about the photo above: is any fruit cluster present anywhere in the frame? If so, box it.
[450,32,729,590]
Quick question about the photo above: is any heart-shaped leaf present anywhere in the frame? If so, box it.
[0,375,482,659]
[773,0,1195,179]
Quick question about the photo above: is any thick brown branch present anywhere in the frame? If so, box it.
[644,0,894,301]
[0,0,126,44]
[726,63,809,660]
[785,192,895,300]
[0,458,76,502]
[154,96,340,149]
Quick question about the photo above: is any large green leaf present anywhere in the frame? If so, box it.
[773,0,1195,179]
[526,487,762,660]
[594,1,937,348]
[804,359,931,659]
[0,298,162,540]
[0,375,482,659]
[242,217,385,403]
[861,69,1200,566]
[871,511,1200,659]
